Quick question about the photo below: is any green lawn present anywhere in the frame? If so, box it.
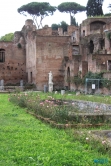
[0,94,111,166]
[22,91,111,104]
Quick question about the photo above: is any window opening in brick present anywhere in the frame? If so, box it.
[83,30,85,37]
[30,72,32,83]
[7,66,10,70]
[100,39,105,49]
[89,40,94,53]
[67,67,70,90]
[0,49,5,63]
[108,60,111,71]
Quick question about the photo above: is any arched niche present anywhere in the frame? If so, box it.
[90,21,106,31]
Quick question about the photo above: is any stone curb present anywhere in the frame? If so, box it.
[25,110,106,129]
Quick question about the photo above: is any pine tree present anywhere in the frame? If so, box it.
[86,0,104,17]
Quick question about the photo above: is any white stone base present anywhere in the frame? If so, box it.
[0,86,4,90]
[48,83,53,92]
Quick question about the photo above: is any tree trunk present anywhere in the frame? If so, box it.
[70,12,71,25]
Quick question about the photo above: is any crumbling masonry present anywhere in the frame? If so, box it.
[1,17,111,91]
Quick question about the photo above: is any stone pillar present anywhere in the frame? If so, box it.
[48,71,53,92]
[20,80,23,87]
[20,80,24,91]
[0,79,4,90]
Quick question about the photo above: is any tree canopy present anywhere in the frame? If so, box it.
[59,21,68,32]
[0,33,14,41]
[58,2,86,25]
[18,2,56,29]
[51,21,68,32]
[86,0,104,17]
[51,24,59,30]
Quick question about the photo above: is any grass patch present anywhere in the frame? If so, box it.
[0,94,111,165]
[9,92,111,125]
[20,91,111,104]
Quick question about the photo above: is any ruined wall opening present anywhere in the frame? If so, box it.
[72,31,76,43]
[83,30,85,37]
[100,39,105,49]
[30,72,32,83]
[89,40,94,53]
[67,67,70,90]
[90,21,106,31]
[0,49,5,63]
[108,60,111,71]
[109,39,111,47]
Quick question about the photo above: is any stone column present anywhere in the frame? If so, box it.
[48,71,53,92]
[20,80,23,87]
[0,79,4,90]
[20,80,24,91]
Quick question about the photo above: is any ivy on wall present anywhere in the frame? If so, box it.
[69,71,111,89]
[17,43,22,49]
[106,32,111,41]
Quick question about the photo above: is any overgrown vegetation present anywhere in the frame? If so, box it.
[69,71,111,90]
[0,94,111,165]
[0,33,14,41]
[9,91,111,125]
[17,43,22,48]
[106,31,111,41]
[58,2,86,25]
[18,2,56,28]
[51,21,68,32]
[86,0,104,17]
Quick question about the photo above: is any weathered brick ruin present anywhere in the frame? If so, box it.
[1,17,111,91]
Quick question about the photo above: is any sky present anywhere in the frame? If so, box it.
[0,0,111,37]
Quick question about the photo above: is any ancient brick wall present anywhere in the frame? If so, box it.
[0,41,27,85]
[80,17,110,37]
[26,35,37,84]
[87,54,97,72]
[68,26,79,35]
[37,27,52,36]
[35,36,70,90]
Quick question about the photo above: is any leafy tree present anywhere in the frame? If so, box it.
[0,33,14,41]
[83,71,104,88]
[58,21,68,32]
[104,13,111,16]
[71,16,78,26]
[86,0,104,17]
[51,24,59,30]
[58,2,86,25]
[51,21,68,32]
[18,2,56,29]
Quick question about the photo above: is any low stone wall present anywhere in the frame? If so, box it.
[4,86,24,91]
[71,100,111,113]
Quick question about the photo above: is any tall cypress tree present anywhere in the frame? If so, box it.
[86,0,104,17]
[71,16,78,26]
